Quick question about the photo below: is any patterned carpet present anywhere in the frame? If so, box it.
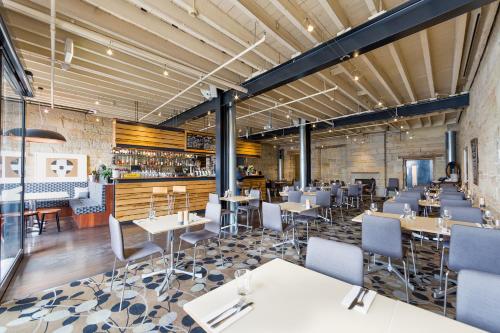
[0,201,455,332]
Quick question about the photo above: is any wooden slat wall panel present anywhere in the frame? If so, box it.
[237,140,262,157]
[241,177,267,201]
[114,179,216,221]
[114,122,186,150]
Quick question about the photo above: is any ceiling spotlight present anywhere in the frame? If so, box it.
[305,18,314,32]
[353,51,359,58]
[328,129,332,133]
[406,131,409,134]
[238,128,242,133]
[207,110,211,115]
[43,108,49,114]
[290,138,293,143]
[158,112,162,117]
[312,123,316,128]
[400,125,404,129]
[273,145,276,149]
[321,145,324,148]
[377,101,383,107]
[409,136,414,140]
[274,136,277,140]
[96,117,100,122]
[234,94,239,100]
[106,48,113,56]
[95,100,100,105]
[261,133,265,137]
[346,135,349,139]
[163,67,169,76]
[393,117,398,122]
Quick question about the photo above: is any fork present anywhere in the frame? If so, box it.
[356,289,369,308]
[207,299,245,325]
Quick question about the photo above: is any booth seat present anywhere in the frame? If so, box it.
[69,182,106,215]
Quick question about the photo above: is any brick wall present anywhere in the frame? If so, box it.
[457,20,500,215]
[24,105,113,180]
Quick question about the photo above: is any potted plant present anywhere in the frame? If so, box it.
[90,169,99,183]
[99,165,113,184]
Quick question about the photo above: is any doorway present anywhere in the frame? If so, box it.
[404,159,433,188]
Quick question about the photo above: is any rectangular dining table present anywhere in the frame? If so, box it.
[278,202,319,254]
[219,195,254,232]
[184,258,480,333]
[133,213,211,294]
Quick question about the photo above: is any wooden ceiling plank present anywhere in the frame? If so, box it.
[419,29,435,98]
[388,42,416,102]
[451,14,468,94]
[360,54,402,105]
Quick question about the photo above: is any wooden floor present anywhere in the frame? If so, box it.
[3,212,258,301]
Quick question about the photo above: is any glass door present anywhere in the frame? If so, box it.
[404,159,433,188]
[0,55,26,294]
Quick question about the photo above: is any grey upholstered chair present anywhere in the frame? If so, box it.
[293,181,301,189]
[347,184,360,208]
[331,187,344,221]
[456,269,500,332]
[330,183,340,199]
[439,199,472,209]
[109,215,167,311]
[362,214,409,302]
[315,190,333,223]
[209,193,231,221]
[441,185,459,193]
[266,188,272,203]
[386,178,399,197]
[394,196,419,213]
[287,190,302,203]
[443,225,500,315]
[397,191,423,199]
[383,201,407,214]
[261,202,294,258]
[306,237,364,286]
[294,195,319,239]
[443,206,483,224]
[178,202,223,278]
[237,189,262,229]
[440,192,466,200]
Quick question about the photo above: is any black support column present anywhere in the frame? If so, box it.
[299,119,311,189]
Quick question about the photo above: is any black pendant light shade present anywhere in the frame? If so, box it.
[4,128,66,143]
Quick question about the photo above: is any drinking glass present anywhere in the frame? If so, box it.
[403,203,411,217]
[370,202,378,213]
[436,217,444,230]
[442,209,451,224]
[148,208,156,220]
[235,269,251,299]
[484,210,493,225]
[411,211,417,220]
[244,189,250,196]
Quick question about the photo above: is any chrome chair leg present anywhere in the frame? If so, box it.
[110,257,117,291]
[217,237,225,266]
[403,260,409,303]
[119,262,129,311]
[259,229,265,256]
[176,239,183,264]
[192,243,198,279]
[160,252,170,289]
[409,239,417,275]
[443,270,450,316]
[257,208,262,228]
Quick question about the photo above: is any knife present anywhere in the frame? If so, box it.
[211,302,253,329]
[348,288,364,310]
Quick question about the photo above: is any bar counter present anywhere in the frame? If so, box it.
[113,176,216,222]
[240,175,267,201]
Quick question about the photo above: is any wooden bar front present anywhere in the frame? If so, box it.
[241,176,267,201]
[114,177,216,222]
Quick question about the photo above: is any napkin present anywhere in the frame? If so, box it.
[203,299,253,332]
[341,286,377,314]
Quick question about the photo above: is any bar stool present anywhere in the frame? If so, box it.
[172,185,190,211]
[151,187,173,215]
[37,208,61,234]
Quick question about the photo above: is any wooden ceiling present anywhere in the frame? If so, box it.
[1,0,497,137]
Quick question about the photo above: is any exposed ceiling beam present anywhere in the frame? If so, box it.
[451,14,468,94]
[388,42,416,101]
[419,29,436,98]
[360,54,402,104]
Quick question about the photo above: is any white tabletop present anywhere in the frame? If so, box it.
[279,202,319,214]
[279,191,317,197]
[184,259,479,333]
[219,195,253,203]
[133,213,211,235]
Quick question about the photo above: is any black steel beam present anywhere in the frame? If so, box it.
[159,0,492,127]
[159,93,221,127]
[245,94,470,140]
[234,0,494,101]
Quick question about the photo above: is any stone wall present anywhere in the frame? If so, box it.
[249,143,278,180]
[457,19,500,214]
[273,125,448,196]
[24,104,113,180]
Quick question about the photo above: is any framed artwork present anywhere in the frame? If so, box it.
[0,151,22,183]
[34,153,87,182]
[470,138,479,185]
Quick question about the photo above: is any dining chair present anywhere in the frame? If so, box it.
[266,188,272,203]
[347,184,360,208]
[439,199,472,209]
[178,202,223,279]
[397,191,423,199]
[108,215,168,311]
[331,187,344,221]
[386,178,399,197]
[440,193,465,200]
[456,269,500,332]
[209,193,231,227]
[382,201,407,214]
[330,183,340,200]
[442,225,500,315]
[362,215,410,302]
[237,189,262,229]
[293,195,319,240]
[287,190,302,203]
[306,237,364,286]
[394,196,419,213]
[315,190,333,224]
[442,206,483,224]
[260,202,294,258]
[441,186,459,193]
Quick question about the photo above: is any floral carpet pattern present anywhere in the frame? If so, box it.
[0,202,455,332]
